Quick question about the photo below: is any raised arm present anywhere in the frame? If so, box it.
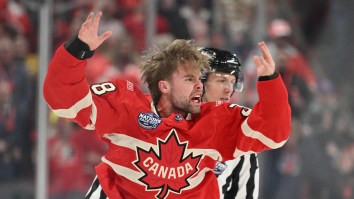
[43,12,114,130]
[234,41,291,156]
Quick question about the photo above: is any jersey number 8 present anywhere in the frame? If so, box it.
[91,82,116,95]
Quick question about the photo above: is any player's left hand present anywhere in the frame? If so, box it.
[253,41,275,77]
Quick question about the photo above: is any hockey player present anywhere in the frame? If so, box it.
[43,12,291,199]
[201,47,259,199]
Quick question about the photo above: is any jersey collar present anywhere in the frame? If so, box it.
[151,102,192,121]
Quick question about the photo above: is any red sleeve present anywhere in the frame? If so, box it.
[203,74,291,160]
[235,75,291,155]
[43,44,95,129]
[43,45,139,134]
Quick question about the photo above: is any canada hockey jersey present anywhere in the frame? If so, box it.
[43,45,291,199]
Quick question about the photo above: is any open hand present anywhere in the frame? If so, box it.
[253,41,275,77]
[78,11,112,51]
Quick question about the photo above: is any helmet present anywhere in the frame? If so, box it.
[200,47,244,92]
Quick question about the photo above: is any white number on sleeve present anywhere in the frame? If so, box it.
[228,104,238,108]
[241,108,252,117]
[228,104,252,117]
[91,82,116,95]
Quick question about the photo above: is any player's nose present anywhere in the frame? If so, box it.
[195,79,203,91]
[224,82,233,93]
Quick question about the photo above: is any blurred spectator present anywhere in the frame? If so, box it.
[4,0,33,41]
[178,0,211,46]
[115,0,141,18]
[292,0,330,45]
[268,19,317,92]
[0,0,35,52]
[122,0,170,51]
[158,0,190,40]
[0,77,16,181]
[275,45,313,118]
[325,111,354,199]
[0,35,33,179]
[272,119,301,199]
[211,0,255,58]
[298,112,338,199]
[48,116,107,199]
[242,18,317,107]
[52,16,71,51]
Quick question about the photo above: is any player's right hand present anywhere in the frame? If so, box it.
[253,41,276,77]
[78,11,112,51]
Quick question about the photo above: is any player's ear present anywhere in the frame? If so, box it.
[158,80,170,94]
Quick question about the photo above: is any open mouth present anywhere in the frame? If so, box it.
[191,94,201,103]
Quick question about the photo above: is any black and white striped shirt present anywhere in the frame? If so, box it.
[217,154,259,199]
[85,176,108,199]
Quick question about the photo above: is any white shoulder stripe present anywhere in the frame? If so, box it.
[84,124,95,130]
[52,91,93,119]
[84,102,97,130]
[102,157,145,186]
[104,133,157,152]
[241,118,287,149]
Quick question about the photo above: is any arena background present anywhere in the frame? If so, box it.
[0,0,353,199]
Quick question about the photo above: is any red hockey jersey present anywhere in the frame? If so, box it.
[43,45,291,199]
